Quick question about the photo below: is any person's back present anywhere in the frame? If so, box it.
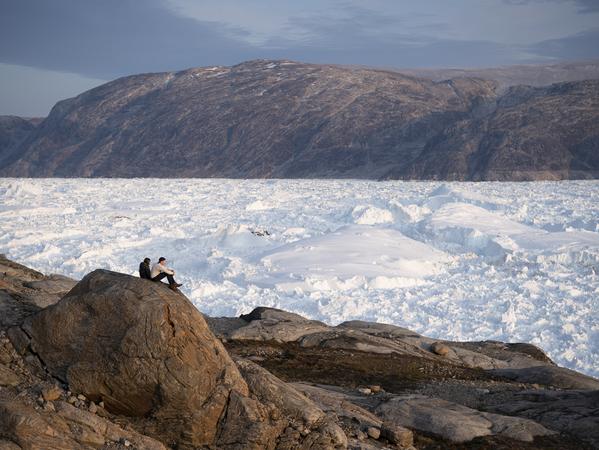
[139,258,152,279]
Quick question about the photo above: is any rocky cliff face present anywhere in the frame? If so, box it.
[401,80,599,180]
[2,59,597,180]
[0,116,37,169]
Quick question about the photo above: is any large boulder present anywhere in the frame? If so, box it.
[20,270,249,449]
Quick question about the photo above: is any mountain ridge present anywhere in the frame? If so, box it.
[1,59,598,180]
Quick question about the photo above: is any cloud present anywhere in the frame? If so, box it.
[530,27,599,60]
[503,0,599,13]
[0,0,258,79]
[263,2,599,67]
[576,0,599,12]
[257,5,518,68]
[0,0,597,81]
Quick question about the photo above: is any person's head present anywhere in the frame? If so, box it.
[158,257,166,265]
[143,257,150,264]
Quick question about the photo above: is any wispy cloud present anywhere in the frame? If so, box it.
[503,0,599,13]
[1,0,598,79]
[0,0,258,79]
[530,27,599,59]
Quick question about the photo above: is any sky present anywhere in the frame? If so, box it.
[1,0,598,116]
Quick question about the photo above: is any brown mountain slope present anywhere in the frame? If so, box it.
[401,80,599,180]
[0,116,38,169]
[0,60,598,180]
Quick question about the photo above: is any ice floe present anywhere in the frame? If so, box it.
[1,178,598,377]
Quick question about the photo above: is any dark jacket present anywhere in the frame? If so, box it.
[139,261,152,279]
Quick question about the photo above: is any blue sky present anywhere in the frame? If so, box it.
[1,0,598,116]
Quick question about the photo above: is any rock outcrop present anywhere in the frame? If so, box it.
[212,306,599,448]
[0,400,167,450]
[235,359,348,449]
[1,256,598,449]
[1,59,597,180]
[0,254,76,328]
[19,269,249,448]
[375,395,554,443]
[0,264,353,449]
[485,389,599,444]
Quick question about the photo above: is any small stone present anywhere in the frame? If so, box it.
[0,350,11,365]
[123,439,131,447]
[36,396,44,405]
[77,394,87,401]
[431,342,450,356]
[358,387,372,395]
[531,383,541,389]
[381,422,414,447]
[99,401,105,408]
[6,327,30,356]
[369,385,382,393]
[0,365,20,387]
[42,385,62,401]
[23,354,45,376]
[367,427,381,440]
[88,402,98,414]
[283,426,301,440]
[67,395,77,404]
[356,430,367,441]
[43,401,56,412]
[300,428,310,436]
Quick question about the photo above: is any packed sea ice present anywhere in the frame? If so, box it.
[0,179,598,377]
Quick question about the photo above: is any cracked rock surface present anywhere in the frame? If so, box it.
[19,269,248,448]
[1,255,598,449]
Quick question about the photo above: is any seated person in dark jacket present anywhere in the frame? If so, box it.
[139,258,152,279]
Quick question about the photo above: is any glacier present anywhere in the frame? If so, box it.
[0,178,598,377]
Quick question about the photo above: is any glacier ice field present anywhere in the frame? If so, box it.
[1,178,598,377]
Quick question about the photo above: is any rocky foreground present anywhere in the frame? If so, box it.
[0,254,598,449]
[1,60,598,180]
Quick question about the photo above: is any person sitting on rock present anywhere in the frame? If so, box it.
[139,257,152,280]
[151,257,182,289]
